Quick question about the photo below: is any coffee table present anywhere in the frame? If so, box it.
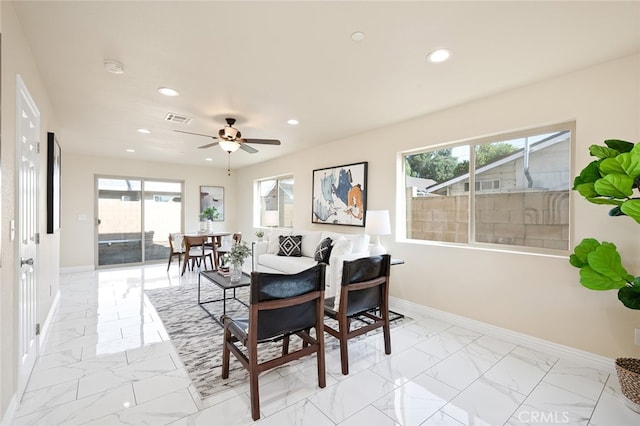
[198,270,251,326]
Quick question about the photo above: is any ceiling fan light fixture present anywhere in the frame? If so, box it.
[219,126,240,141]
[219,140,240,153]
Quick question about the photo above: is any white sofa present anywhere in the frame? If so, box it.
[252,229,370,299]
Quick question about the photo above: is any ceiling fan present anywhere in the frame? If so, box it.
[174,117,281,154]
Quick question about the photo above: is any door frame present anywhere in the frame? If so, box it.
[94,174,185,269]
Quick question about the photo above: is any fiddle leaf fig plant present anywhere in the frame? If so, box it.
[572,139,640,223]
[570,238,640,309]
[570,139,640,309]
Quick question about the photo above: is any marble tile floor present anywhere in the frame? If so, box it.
[10,264,640,425]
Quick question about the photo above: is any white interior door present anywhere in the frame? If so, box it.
[16,75,40,396]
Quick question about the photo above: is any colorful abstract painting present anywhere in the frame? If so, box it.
[312,162,367,227]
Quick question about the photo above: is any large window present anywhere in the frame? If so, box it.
[257,175,294,227]
[404,123,573,252]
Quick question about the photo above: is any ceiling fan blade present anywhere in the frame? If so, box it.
[198,141,220,149]
[239,143,259,154]
[174,130,218,139]
[241,138,281,145]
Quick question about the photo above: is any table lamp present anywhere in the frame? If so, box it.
[263,210,279,238]
[365,210,391,256]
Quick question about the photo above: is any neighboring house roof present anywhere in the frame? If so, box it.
[423,130,570,193]
[405,175,437,190]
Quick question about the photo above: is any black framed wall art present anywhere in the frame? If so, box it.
[46,132,61,233]
[312,161,367,227]
[200,185,224,221]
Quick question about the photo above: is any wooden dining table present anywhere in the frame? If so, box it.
[184,231,231,270]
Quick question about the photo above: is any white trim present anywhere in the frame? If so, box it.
[389,296,615,374]
[60,265,94,273]
[38,290,60,350]
[1,393,18,426]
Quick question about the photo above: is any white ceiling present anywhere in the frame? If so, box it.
[12,1,640,170]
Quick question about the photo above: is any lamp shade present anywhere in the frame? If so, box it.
[263,210,279,227]
[365,210,391,235]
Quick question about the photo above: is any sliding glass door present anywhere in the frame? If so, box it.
[96,176,183,267]
[144,180,183,262]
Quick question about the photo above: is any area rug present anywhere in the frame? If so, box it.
[145,281,405,400]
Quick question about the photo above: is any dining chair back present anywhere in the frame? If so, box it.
[216,233,242,268]
[182,235,214,275]
[167,233,185,271]
[323,254,392,375]
[221,264,327,420]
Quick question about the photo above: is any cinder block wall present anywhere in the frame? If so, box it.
[408,190,569,249]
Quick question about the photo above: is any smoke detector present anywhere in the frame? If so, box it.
[104,59,124,74]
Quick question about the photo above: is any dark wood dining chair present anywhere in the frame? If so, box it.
[181,235,215,275]
[323,254,392,375]
[215,233,242,268]
[167,233,185,271]
[221,264,327,420]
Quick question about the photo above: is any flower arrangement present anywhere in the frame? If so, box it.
[223,241,251,266]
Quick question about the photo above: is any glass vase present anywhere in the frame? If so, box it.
[230,262,243,282]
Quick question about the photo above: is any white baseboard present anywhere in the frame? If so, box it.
[1,393,17,426]
[60,265,94,273]
[39,290,61,351]
[389,296,615,374]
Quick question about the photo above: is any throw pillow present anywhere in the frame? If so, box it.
[278,235,302,257]
[313,237,333,263]
[330,238,353,257]
[267,231,290,254]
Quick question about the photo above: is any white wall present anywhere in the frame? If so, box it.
[236,54,640,358]
[60,153,236,268]
[1,1,60,418]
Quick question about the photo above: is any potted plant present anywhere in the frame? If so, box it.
[200,206,219,221]
[255,230,265,241]
[570,139,640,308]
[199,207,219,232]
[569,138,640,412]
[223,241,251,282]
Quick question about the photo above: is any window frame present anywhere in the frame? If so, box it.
[400,122,575,256]
[255,174,295,228]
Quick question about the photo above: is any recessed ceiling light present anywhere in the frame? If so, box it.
[351,31,365,41]
[287,119,299,125]
[103,59,124,74]
[137,128,151,134]
[126,149,135,153]
[158,87,179,96]
[205,158,213,162]
[427,48,452,63]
